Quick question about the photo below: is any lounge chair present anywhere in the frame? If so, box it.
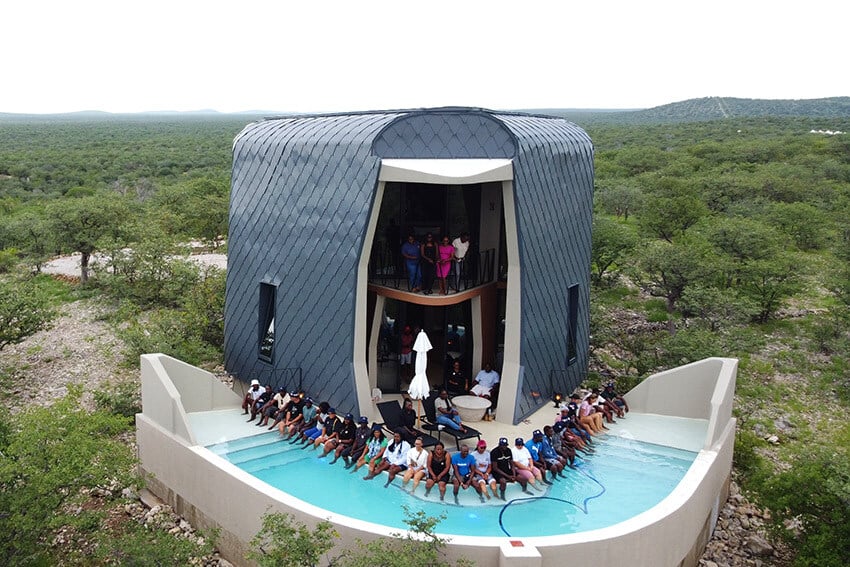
[420,391,481,450]
[375,400,438,448]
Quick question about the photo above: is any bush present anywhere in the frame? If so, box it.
[119,308,221,368]
[248,512,338,567]
[94,379,142,420]
[93,522,216,566]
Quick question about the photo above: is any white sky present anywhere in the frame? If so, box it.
[2,0,847,114]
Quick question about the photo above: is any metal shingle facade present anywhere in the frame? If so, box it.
[225,108,593,421]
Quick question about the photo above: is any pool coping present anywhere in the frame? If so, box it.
[138,354,736,566]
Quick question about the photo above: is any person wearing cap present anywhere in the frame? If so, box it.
[357,425,388,475]
[257,387,289,428]
[424,442,451,500]
[471,440,499,500]
[511,437,545,490]
[340,416,371,468]
[548,423,576,468]
[589,388,618,424]
[247,385,273,422]
[401,437,429,493]
[490,437,529,499]
[527,429,563,481]
[562,394,594,442]
[324,413,356,462]
[241,379,263,414]
[293,401,329,445]
[450,444,480,504]
[310,407,340,450]
[291,397,317,437]
[276,392,304,439]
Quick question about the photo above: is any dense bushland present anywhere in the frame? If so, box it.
[1,112,849,565]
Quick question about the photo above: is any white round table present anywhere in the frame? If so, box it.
[452,395,491,422]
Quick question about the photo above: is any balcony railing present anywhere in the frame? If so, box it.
[368,241,497,292]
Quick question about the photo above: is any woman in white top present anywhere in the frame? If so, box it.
[401,437,429,492]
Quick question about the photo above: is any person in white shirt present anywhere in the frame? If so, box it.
[401,437,429,492]
[451,232,470,291]
[510,437,544,490]
[470,363,500,399]
[364,431,411,487]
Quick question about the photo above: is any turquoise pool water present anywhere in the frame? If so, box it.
[207,432,696,537]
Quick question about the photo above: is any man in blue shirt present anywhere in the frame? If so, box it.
[451,444,480,504]
[401,234,422,291]
[525,430,558,483]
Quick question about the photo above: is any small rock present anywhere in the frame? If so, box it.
[703,561,718,567]
[766,435,779,444]
[169,526,182,535]
[122,487,138,500]
[773,417,794,432]
[740,517,751,529]
[179,519,193,532]
[745,535,774,557]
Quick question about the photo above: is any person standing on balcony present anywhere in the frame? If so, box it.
[420,232,437,294]
[401,234,421,292]
[436,235,454,295]
[452,232,471,291]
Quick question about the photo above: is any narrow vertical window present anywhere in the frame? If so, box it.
[259,283,276,362]
[566,284,579,366]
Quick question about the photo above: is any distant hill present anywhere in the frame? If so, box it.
[530,96,850,125]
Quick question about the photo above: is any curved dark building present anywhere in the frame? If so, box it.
[225,107,594,424]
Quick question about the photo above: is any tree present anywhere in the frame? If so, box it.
[632,238,714,334]
[0,280,55,351]
[595,184,643,220]
[46,193,132,283]
[248,512,338,567]
[637,178,708,242]
[591,216,638,285]
[738,253,804,322]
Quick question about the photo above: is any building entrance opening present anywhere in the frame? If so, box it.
[375,299,472,394]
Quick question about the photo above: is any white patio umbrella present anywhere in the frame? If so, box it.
[408,330,433,425]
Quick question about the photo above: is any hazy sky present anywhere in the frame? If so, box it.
[3,0,847,114]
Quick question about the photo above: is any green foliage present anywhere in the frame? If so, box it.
[247,512,338,567]
[93,379,142,419]
[93,522,216,566]
[680,284,759,331]
[180,266,226,349]
[757,437,850,567]
[0,247,19,273]
[97,232,199,308]
[0,279,56,351]
[637,178,708,242]
[738,253,805,322]
[594,184,643,220]
[119,308,222,368]
[336,507,473,567]
[0,386,136,565]
[590,216,638,285]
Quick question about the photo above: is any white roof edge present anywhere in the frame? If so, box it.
[379,159,513,184]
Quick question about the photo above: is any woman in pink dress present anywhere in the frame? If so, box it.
[436,235,455,295]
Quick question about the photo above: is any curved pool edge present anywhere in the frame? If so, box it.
[138,354,736,567]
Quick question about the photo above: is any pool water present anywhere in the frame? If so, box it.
[207,432,696,537]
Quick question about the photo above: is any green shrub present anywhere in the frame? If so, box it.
[93,380,141,420]
[93,522,216,566]
[248,512,338,567]
[0,247,19,273]
[119,308,221,368]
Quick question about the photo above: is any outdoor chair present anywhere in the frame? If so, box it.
[375,400,438,448]
[420,391,481,450]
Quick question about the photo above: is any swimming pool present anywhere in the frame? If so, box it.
[207,432,696,538]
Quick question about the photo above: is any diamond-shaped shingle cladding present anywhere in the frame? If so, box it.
[226,108,592,425]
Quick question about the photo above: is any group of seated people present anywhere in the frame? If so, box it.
[240,378,629,504]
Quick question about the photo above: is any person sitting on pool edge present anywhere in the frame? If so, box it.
[276,391,304,438]
[490,437,530,499]
[241,379,263,415]
[434,389,467,432]
[257,387,287,428]
[323,413,356,462]
[247,384,273,422]
[355,425,387,474]
[511,437,545,491]
[603,381,629,416]
[527,429,564,481]
[340,416,371,468]
[309,407,340,450]
[451,443,480,504]
[293,401,329,445]
[400,436,429,492]
[364,431,410,487]
[471,439,499,500]
[547,423,576,469]
[424,442,451,500]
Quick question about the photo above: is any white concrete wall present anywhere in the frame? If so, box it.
[138,354,737,567]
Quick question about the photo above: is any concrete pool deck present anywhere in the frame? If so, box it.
[189,403,709,455]
[138,354,736,567]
